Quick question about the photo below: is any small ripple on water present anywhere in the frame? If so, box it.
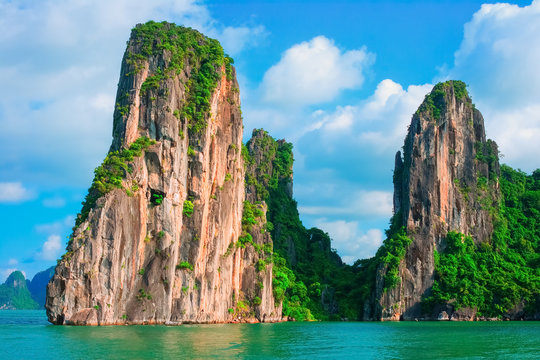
[0,311,539,359]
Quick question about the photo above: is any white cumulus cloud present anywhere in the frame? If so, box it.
[39,235,63,261]
[314,219,384,263]
[290,79,430,260]
[261,36,374,107]
[308,79,432,152]
[0,0,266,188]
[299,190,392,218]
[446,0,540,171]
[0,182,35,203]
[218,25,268,55]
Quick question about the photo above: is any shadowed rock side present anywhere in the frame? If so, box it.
[376,81,501,320]
[245,129,346,320]
[46,22,279,325]
[245,130,295,262]
[28,266,55,308]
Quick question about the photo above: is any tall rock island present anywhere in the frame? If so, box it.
[376,81,501,320]
[46,23,538,323]
[46,22,278,325]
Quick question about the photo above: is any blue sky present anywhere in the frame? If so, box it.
[1,0,538,280]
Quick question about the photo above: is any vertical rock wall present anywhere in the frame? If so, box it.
[46,22,278,325]
[377,81,500,320]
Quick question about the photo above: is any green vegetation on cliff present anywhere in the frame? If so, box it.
[272,253,314,321]
[327,217,413,319]
[424,165,540,317]
[416,80,471,120]
[338,175,413,318]
[245,130,358,320]
[379,226,412,291]
[127,21,233,133]
[244,130,416,320]
[76,136,155,226]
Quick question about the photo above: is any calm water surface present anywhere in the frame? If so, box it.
[1,311,538,359]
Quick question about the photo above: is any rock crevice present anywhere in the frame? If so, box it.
[377,81,501,320]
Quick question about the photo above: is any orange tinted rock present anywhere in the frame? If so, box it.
[376,81,500,320]
[46,24,279,325]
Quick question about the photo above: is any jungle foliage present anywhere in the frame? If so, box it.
[424,166,540,317]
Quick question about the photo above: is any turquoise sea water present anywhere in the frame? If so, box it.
[1,311,539,359]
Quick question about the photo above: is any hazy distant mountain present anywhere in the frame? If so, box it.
[0,267,55,309]
[28,266,55,308]
[0,271,39,310]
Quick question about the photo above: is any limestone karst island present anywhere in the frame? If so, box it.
[42,22,539,325]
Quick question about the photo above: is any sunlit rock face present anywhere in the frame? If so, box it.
[46,22,279,325]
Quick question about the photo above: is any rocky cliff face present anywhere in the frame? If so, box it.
[244,129,346,319]
[46,22,278,325]
[377,81,500,320]
[244,129,297,261]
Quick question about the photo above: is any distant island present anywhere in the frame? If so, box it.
[44,21,539,325]
[0,267,54,309]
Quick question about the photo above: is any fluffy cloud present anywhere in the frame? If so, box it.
[261,36,374,107]
[485,104,540,170]
[34,215,71,261]
[218,25,268,55]
[0,0,265,189]
[314,219,383,263]
[280,78,431,260]
[0,182,35,203]
[307,80,432,151]
[38,235,62,261]
[296,79,430,192]
[447,0,540,171]
[35,215,76,235]
[247,78,429,260]
[299,190,392,218]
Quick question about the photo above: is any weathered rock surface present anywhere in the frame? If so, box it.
[376,81,500,320]
[437,311,449,321]
[46,22,279,325]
